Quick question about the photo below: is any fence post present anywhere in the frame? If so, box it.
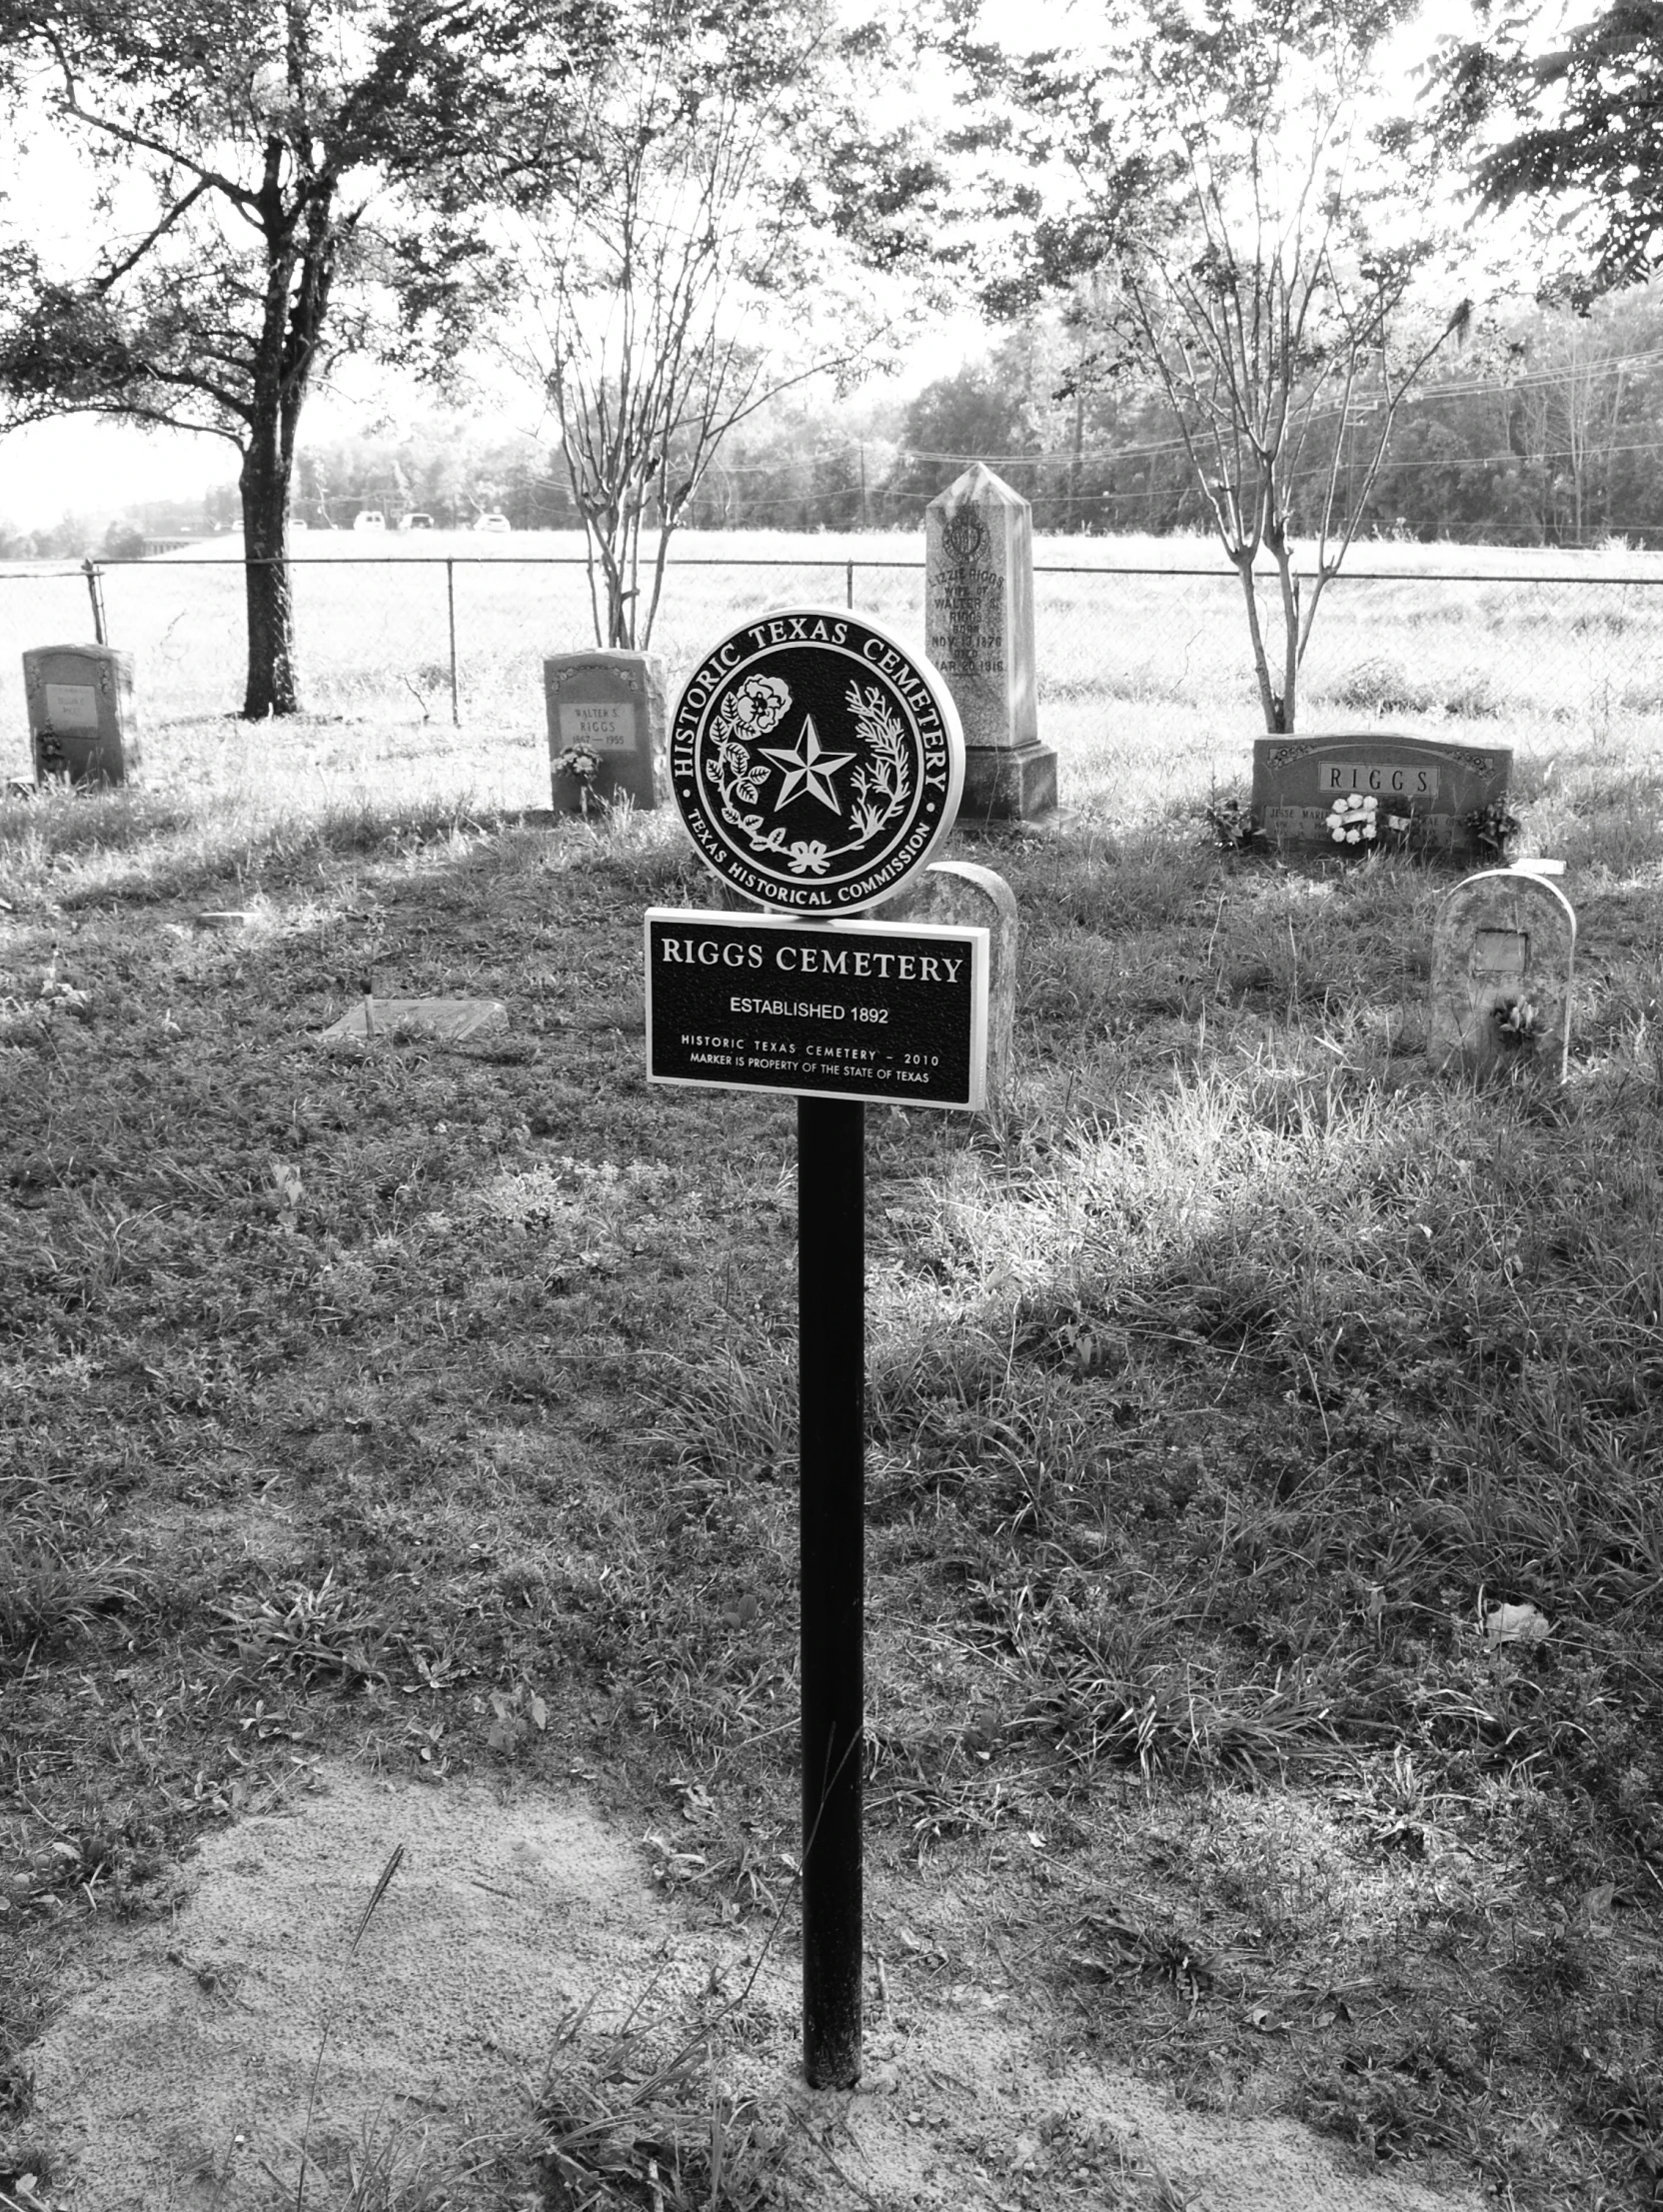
[445,560,461,726]
[83,559,108,646]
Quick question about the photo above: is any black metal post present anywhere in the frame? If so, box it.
[798,1095,864,2089]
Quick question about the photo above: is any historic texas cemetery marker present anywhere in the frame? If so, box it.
[668,607,962,910]
[648,609,977,2089]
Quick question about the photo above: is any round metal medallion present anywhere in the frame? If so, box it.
[670,608,964,912]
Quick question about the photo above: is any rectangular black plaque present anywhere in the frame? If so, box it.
[645,909,988,1109]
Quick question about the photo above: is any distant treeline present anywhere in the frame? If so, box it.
[18,288,1663,559]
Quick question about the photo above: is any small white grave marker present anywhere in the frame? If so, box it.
[317,997,508,1044]
[1429,868,1575,1081]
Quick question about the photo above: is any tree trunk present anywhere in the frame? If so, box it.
[1237,563,1290,733]
[240,417,301,717]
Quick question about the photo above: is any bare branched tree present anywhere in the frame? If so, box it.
[497,0,918,649]
[1111,50,1472,731]
[971,0,1477,730]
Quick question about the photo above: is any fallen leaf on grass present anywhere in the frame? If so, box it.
[1069,1952,1120,1983]
[642,1831,709,1886]
[1247,2002,1291,2034]
[1578,1881,1617,1933]
[1077,1908,1147,1954]
[1484,1599,1551,1646]
[671,1779,714,1823]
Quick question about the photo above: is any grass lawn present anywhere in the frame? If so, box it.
[2,651,1663,2209]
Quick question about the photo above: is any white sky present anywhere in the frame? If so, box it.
[0,0,1481,536]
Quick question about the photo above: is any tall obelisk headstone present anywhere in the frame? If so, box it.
[924,465,1057,823]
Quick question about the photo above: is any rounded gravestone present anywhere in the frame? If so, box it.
[1429,866,1575,1082]
[670,609,963,913]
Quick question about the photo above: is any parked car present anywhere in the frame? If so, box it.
[400,512,434,531]
[354,510,386,531]
[473,512,511,534]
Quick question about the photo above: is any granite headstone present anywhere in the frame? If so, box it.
[1252,732,1511,860]
[22,643,140,787]
[544,650,665,815]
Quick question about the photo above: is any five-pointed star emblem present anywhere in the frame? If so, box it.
[759,714,854,814]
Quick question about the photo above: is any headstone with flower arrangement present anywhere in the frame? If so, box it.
[1429,868,1575,1082]
[923,466,1057,822]
[543,651,665,816]
[23,643,140,787]
[1251,733,1513,861]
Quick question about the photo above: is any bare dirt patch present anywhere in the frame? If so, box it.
[20,1761,1484,2212]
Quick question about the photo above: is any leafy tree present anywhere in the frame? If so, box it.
[957,0,1474,730]
[887,341,1049,515]
[674,382,903,530]
[1435,0,1663,300]
[1364,284,1663,546]
[0,0,592,715]
[491,0,932,647]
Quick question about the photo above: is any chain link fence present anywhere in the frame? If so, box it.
[7,550,1663,775]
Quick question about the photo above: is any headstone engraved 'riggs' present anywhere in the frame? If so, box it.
[670,608,962,912]
[543,650,666,814]
[1252,732,1512,859]
[924,465,1057,823]
[1429,868,1575,1082]
[22,643,140,787]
